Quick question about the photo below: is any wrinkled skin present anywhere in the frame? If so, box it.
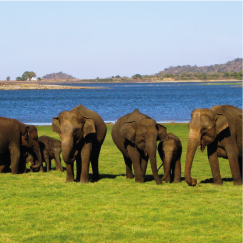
[52,104,107,183]
[185,105,242,186]
[111,109,168,185]
[38,136,64,172]
[158,133,182,183]
[0,117,42,174]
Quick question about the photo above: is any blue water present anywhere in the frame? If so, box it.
[0,82,242,125]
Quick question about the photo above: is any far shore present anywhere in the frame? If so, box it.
[0,79,241,90]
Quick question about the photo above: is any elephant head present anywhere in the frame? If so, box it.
[185,108,229,186]
[21,125,42,169]
[52,110,96,164]
[119,118,168,184]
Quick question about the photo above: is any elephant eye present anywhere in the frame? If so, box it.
[201,127,207,134]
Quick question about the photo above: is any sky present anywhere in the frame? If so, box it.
[0,1,242,80]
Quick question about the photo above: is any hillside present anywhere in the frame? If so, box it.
[42,72,76,80]
[159,58,242,75]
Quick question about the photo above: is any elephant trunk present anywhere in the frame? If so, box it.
[30,143,43,169]
[185,131,200,186]
[61,138,75,164]
[160,152,173,182]
[146,142,161,185]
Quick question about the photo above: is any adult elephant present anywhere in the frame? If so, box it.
[185,105,242,186]
[0,117,42,174]
[111,109,168,185]
[52,104,107,183]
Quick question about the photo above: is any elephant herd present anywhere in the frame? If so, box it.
[0,104,242,186]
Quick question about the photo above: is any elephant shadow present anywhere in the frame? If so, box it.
[200,177,233,184]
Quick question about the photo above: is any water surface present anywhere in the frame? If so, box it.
[0,82,241,124]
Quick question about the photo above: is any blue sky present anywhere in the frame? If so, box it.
[0,1,242,80]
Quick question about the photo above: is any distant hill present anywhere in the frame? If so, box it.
[42,72,76,80]
[159,58,242,75]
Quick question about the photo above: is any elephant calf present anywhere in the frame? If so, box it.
[158,133,182,183]
[38,136,64,172]
[21,136,64,172]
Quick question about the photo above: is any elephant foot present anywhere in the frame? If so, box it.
[233,180,242,186]
[135,176,144,183]
[80,180,89,184]
[65,178,74,182]
[126,173,134,179]
[213,179,223,185]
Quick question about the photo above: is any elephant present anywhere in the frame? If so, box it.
[21,136,64,172]
[158,132,182,183]
[52,104,107,183]
[38,136,64,172]
[111,109,168,185]
[0,117,42,174]
[185,105,242,186]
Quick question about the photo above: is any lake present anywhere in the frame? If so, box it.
[0,82,242,125]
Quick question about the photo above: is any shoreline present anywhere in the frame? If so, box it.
[0,79,241,90]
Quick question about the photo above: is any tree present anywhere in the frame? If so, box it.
[22,71,37,81]
[132,74,142,79]
[6,76,10,81]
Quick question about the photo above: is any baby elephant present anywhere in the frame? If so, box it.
[38,136,64,172]
[158,133,182,183]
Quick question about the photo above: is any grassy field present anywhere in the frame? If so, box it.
[0,124,242,243]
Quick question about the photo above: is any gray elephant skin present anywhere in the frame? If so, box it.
[111,109,168,185]
[185,105,242,186]
[0,117,42,174]
[52,104,107,183]
[158,132,182,183]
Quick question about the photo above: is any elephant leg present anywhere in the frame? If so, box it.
[207,148,222,185]
[161,154,171,183]
[45,156,50,172]
[39,163,44,172]
[90,142,101,182]
[54,154,64,172]
[0,165,6,173]
[127,146,144,183]
[9,146,20,174]
[65,163,74,182]
[123,155,134,179]
[173,158,181,183]
[221,139,242,185]
[76,155,81,182]
[80,143,92,183]
[239,157,242,179]
[141,157,148,178]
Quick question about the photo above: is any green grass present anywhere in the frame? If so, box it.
[0,124,241,243]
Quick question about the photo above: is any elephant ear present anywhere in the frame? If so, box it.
[215,114,229,135]
[157,124,169,141]
[52,117,61,134]
[83,118,96,138]
[21,126,30,145]
[119,121,136,143]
